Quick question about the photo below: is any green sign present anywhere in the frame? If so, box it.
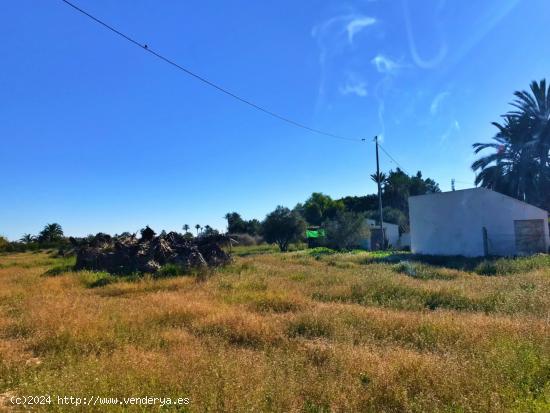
[306,229,326,238]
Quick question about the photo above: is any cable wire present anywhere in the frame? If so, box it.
[378,143,410,174]
[60,0,362,143]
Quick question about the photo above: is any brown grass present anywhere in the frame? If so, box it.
[0,250,549,412]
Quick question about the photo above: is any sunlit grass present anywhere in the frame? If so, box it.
[0,249,549,412]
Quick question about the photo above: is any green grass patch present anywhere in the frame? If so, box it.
[360,251,550,277]
[307,247,337,258]
[77,271,118,288]
[474,254,550,276]
[313,279,505,313]
[155,263,190,278]
[43,264,75,276]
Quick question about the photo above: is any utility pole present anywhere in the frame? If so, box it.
[374,136,384,247]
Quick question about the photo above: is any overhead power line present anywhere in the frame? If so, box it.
[60,0,362,143]
[377,143,410,174]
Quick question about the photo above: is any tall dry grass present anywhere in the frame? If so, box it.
[0,250,549,412]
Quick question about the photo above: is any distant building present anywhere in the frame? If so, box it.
[408,188,550,257]
[361,219,400,250]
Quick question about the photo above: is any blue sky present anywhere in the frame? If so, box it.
[2,0,550,240]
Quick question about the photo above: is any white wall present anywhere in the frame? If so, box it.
[408,188,549,257]
[362,219,400,249]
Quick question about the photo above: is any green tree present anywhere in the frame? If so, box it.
[262,206,305,252]
[202,225,219,236]
[380,169,440,213]
[245,219,262,236]
[195,224,201,235]
[0,235,9,251]
[339,194,379,213]
[324,211,369,249]
[182,224,190,234]
[472,79,550,209]
[224,212,262,235]
[224,212,247,233]
[302,193,345,226]
[409,172,440,195]
[38,223,64,243]
[382,169,413,212]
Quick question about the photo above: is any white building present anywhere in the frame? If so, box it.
[408,188,549,257]
[361,219,400,249]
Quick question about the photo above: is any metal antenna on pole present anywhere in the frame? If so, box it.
[374,136,384,247]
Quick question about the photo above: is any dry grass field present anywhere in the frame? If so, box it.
[0,248,549,412]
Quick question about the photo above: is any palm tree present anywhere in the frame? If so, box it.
[195,224,201,235]
[183,224,190,234]
[510,79,550,172]
[38,223,64,243]
[370,171,387,186]
[472,79,550,209]
[20,234,35,244]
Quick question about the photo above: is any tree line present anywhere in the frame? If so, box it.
[225,169,441,251]
[1,223,68,252]
[1,222,221,253]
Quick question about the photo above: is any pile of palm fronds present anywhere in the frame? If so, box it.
[73,228,231,274]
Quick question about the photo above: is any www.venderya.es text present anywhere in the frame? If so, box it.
[8,395,190,407]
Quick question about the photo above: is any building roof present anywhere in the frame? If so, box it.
[408,187,548,214]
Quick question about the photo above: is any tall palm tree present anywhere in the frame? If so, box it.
[182,224,190,234]
[38,223,64,243]
[472,79,550,209]
[510,79,550,172]
[195,224,201,235]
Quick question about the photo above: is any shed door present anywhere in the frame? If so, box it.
[514,219,546,255]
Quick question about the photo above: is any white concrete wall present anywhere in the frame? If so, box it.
[362,219,400,249]
[366,219,400,247]
[385,223,400,248]
[481,191,549,256]
[408,188,550,257]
